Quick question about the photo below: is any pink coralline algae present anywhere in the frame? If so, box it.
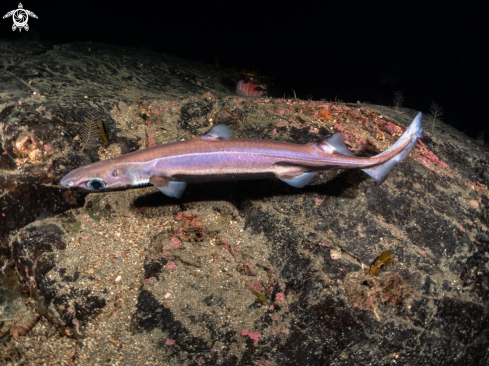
[471,181,487,188]
[165,339,176,346]
[470,181,488,194]
[414,140,450,175]
[163,236,181,256]
[221,241,240,257]
[149,101,163,116]
[241,329,262,345]
[419,151,448,169]
[237,262,258,276]
[175,212,186,221]
[235,79,267,97]
[175,210,199,222]
[384,122,404,136]
[309,126,320,133]
[333,123,344,132]
[246,279,263,294]
[170,236,181,247]
[146,129,155,147]
[166,261,177,271]
[274,292,286,304]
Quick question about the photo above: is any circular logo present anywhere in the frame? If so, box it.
[3,3,38,32]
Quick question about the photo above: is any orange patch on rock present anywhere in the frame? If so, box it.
[468,200,479,209]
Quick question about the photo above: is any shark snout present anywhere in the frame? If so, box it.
[60,176,74,189]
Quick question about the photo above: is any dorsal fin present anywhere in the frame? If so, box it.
[316,133,354,156]
[200,125,234,140]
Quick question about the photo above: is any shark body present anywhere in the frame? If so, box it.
[60,113,423,198]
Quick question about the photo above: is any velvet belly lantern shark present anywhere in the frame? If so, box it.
[61,113,423,198]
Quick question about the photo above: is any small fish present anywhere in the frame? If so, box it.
[370,250,394,276]
[97,120,109,144]
[60,113,423,199]
[251,290,267,302]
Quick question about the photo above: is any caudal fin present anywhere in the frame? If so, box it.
[361,112,423,184]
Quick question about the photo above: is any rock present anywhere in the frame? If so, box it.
[1,40,488,365]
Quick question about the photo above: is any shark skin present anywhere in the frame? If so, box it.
[60,113,423,199]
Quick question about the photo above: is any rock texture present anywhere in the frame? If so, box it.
[1,40,488,365]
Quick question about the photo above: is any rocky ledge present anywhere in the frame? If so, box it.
[1,41,488,365]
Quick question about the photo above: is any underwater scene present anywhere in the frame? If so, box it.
[0,3,488,364]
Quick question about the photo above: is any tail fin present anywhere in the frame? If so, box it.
[361,112,423,184]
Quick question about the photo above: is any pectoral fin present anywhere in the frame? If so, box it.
[279,172,317,188]
[275,166,317,188]
[149,176,187,199]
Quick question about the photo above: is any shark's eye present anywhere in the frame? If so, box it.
[87,178,106,191]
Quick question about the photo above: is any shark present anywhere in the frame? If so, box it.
[60,112,423,198]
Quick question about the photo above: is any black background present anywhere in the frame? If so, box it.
[1,1,486,139]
